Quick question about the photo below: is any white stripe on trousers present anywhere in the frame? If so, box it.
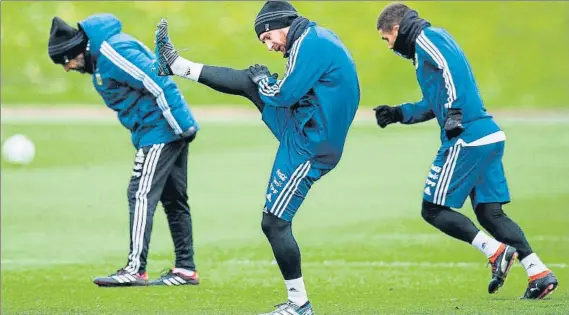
[440,145,462,205]
[275,163,311,218]
[435,146,457,205]
[125,145,158,273]
[433,144,461,205]
[124,143,164,273]
[269,161,311,218]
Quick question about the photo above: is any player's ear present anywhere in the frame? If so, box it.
[392,25,400,34]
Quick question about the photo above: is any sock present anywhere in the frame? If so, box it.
[521,253,549,278]
[474,203,534,260]
[173,268,196,277]
[171,57,203,81]
[471,231,502,259]
[285,277,308,306]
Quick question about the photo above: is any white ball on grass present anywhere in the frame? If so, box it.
[2,134,36,165]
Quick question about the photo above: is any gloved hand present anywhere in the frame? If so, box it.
[247,64,277,85]
[180,126,198,143]
[444,108,465,139]
[373,105,403,128]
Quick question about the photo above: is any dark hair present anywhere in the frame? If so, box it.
[376,2,411,31]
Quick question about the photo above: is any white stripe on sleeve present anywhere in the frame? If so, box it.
[100,41,183,134]
[416,32,457,109]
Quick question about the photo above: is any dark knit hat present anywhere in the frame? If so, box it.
[48,16,88,65]
[254,1,298,38]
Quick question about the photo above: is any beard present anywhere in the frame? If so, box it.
[73,61,93,74]
[71,51,94,74]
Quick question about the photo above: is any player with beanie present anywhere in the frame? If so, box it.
[48,14,201,288]
[154,1,360,313]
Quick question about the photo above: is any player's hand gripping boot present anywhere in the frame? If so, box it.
[93,268,148,287]
[149,268,199,286]
[521,271,558,299]
[487,244,518,294]
[154,18,179,76]
[259,301,314,315]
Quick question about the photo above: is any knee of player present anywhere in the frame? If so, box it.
[474,203,505,220]
[421,199,443,222]
[261,212,290,237]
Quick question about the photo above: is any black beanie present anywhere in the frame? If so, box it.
[48,16,88,65]
[254,1,298,38]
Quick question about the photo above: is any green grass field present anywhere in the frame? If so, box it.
[1,117,568,314]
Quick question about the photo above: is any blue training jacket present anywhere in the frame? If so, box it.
[399,27,501,145]
[79,14,198,149]
[258,22,360,170]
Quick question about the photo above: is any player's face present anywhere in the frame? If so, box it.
[63,53,87,74]
[259,28,288,55]
[379,25,399,50]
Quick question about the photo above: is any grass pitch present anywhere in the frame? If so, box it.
[1,118,568,314]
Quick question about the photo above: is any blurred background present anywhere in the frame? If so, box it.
[1,1,568,108]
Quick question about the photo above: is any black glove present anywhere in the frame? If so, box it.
[247,64,274,85]
[180,126,198,143]
[444,108,465,139]
[373,105,403,128]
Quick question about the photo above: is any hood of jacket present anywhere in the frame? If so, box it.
[78,13,122,62]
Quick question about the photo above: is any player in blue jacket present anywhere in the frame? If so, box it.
[373,3,557,299]
[48,14,200,287]
[154,1,359,313]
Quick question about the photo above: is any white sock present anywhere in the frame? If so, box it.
[285,277,308,306]
[171,57,203,81]
[471,231,502,259]
[521,253,549,277]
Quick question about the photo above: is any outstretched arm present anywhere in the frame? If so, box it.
[398,99,435,124]
[373,99,433,128]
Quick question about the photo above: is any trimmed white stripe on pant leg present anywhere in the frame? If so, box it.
[125,144,164,273]
[435,146,460,205]
[275,161,311,218]
[269,162,310,216]
[440,145,462,205]
[125,145,159,273]
[126,144,160,273]
[133,143,164,272]
[269,162,309,214]
[433,146,455,205]
[435,144,460,205]
[273,162,311,217]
